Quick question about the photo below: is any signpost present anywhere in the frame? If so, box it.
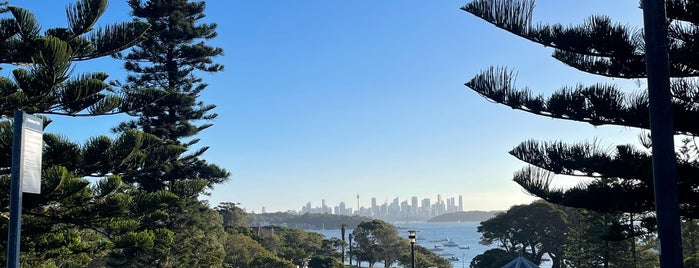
[7,110,43,268]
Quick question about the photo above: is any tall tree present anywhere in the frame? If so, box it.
[114,0,227,193]
[0,0,151,266]
[564,209,659,268]
[461,0,699,224]
[476,200,568,267]
[0,0,149,117]
[222,232,295,268]
[351,219,403,267]
[109,0,229,266]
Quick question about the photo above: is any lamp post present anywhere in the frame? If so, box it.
[348,233,353,266]
[341,224,346,264]
[408,230,416,268]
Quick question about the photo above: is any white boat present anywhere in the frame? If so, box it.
[448,256,460,261]
[443,240,459,247]
[431,245,444,251]
[459,245,470,249]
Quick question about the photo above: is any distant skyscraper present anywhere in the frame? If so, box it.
[339,202,347,215]
[421,198,431,217]
[287,194,465,220]
[411,196,418,214]
[262,206,266,213]
[303,202,312,214]
[371,197,378,216]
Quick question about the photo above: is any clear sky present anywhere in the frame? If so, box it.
[11,1,647,213]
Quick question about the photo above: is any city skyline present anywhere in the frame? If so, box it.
[257,194,496,218]
[16,1,643,214]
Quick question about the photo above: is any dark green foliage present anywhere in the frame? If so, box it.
[114,0,228,192]
[0,128,172,266]
[308,256,345,268]
[0,0,149,116]
[217,202,249,231]
[461,0,699,223]
[222,232,295,268]
[351,219,404,267]
[108,0,229,265]
[115,0,222,142]
[0,4,152,263]
[266,225,324,267]
[470,249,518,268]
[472,200,659,267]
[564,209,658,268]
[476,201,567,266]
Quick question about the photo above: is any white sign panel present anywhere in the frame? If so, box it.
[20,114,42,194]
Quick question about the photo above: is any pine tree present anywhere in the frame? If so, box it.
[0,0,153,265]
[0,0,150,117]
[114,0,228,193]
[461,0,699,224]
[110,0,229,266]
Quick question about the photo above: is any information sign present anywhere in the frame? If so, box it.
[20,113,42,194]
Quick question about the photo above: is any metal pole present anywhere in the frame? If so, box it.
[7,110,24,268]
[408,230,416,268]
[410,243,415,268]
[341,224,346,264]
[349,234,353,266]
[642,1,683,267]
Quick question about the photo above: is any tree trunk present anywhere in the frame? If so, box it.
[551,257,561,268]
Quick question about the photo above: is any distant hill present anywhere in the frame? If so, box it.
[427,211,501,222]
[247,212,371,230]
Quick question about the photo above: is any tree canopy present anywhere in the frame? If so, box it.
[0,0,150,117]
[461,0,699,222]
[477,200,568,267]
[0,0,153,266]
[105,0,229,265]
[472,200,659,268]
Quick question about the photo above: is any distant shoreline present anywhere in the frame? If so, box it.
[247,211,501,230]
[426,211,500,223]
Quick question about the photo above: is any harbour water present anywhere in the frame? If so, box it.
[310,221,552,268]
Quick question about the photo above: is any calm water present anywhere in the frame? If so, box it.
[309,221,552,268]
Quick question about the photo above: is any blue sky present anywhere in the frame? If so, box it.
[12,1,646,213]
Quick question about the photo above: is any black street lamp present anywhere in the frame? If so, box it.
[341,224,346,264]
[348,233,353,266]
[408,230,416,268]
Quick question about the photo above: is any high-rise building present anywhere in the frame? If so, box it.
[339,201,347,215]
[421,198,431,217]
[448,197,456,212]
[322,199,330,214]
[400,200,410,218]
[291,194,466,221]
[371,197,378,216]
[411,196,418,214]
